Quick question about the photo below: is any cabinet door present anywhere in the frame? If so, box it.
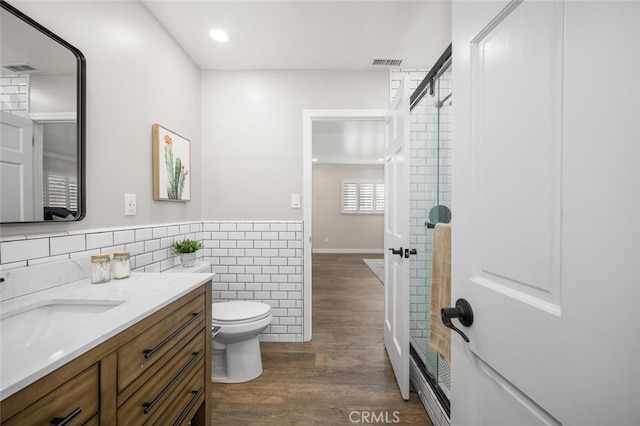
[3,364,99,426]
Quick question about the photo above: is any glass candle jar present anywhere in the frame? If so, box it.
[112,251,131,279]
[91,253,111,284]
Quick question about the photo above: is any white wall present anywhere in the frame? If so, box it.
[1,0,202,236]
[30,74,76,113]
[200,70,389,221]
[312,165,383,252]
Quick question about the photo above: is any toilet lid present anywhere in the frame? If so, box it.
[212,301,272,325]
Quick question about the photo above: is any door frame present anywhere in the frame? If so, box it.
[302,109,387,341]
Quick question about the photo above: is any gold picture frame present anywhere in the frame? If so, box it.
[152,124,191,201]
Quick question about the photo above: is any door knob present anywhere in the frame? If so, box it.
[388,247,403,257]
[441,298,474,342]
[404,248,417,258]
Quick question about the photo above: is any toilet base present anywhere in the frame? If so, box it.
[212,336,264,383]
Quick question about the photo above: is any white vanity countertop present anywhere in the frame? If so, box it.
[0,272,213,400]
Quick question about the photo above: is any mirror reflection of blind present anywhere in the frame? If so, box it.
[44,171,77,210]
[341,180,384,214]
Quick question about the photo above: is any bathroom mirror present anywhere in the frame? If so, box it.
[0,1,85,223]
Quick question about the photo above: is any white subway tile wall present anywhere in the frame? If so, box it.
[0,220,304,342]
[0,74,29,116]
[412,68,452,393]
[202,221,304,343]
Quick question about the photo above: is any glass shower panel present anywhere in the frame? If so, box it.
[409,62,452,402]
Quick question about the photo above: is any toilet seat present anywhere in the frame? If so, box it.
[212,301,272,325]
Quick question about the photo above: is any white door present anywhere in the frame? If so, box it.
[451,1,640,425]
[383,76,411,400]
[1,112,35,222]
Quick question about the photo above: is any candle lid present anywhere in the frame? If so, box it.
[113,251,130,258]
[91,254,110,260]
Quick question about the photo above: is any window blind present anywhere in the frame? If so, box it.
[341,179,384,214]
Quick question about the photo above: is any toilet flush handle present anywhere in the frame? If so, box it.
[212,326,221,338]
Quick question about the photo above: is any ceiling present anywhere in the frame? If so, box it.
[142,0,451,71]
[312,119,385,165]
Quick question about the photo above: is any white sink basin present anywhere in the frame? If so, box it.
[1,300,124,350]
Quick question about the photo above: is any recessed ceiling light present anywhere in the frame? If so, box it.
[209,29,229,43]
[377,158,384,162]
[312,158,318,162]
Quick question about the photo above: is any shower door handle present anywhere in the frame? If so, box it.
[441,298,474,342]
[388,247,403,257]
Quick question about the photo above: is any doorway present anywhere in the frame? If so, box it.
[302,109,386,341]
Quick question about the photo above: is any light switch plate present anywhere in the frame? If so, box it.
[124,193,136,216]
[291,193,301,209]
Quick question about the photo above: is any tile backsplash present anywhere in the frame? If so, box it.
[0,222,203,271]
[0,220,304,342]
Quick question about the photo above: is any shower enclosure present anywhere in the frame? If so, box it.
[409,46,452,414]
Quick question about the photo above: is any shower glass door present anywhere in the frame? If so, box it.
[409,60,452,408]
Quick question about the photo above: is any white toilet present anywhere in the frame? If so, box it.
[166,261,272,383]
[212,301,272,383]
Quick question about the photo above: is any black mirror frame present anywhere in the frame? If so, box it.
[1,0,85,223]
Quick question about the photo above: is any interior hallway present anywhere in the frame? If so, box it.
[211,253,431,425]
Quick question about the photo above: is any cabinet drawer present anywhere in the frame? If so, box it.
[161,360,206,426]
[4,364,99,426]
[117,333,205,424]
[117,293,205,392]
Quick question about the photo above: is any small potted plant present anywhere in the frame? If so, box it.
[171,238,202,267]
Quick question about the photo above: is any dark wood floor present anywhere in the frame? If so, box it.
[210,253,431,425]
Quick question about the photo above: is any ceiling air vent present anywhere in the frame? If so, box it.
[3,64,37,73]
[371,58,403,67]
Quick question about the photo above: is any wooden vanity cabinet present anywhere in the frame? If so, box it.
[0,281,212,426]
[2,364,100,426]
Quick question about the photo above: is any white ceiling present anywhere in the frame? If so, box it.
[142,0,451,71]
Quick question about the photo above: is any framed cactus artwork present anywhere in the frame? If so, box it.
[152,124,191,201]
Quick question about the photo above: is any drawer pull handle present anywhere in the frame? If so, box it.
[173,386,205,426]
[50,407,82,425]
[143,311,204,359]
[142,349,204,414]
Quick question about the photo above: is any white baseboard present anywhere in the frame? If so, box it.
[312,248,384,254]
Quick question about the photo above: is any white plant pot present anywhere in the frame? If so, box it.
[180,252,197,267]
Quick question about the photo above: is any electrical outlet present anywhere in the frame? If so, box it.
[324,237,329,243]
[124,193,136,216]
